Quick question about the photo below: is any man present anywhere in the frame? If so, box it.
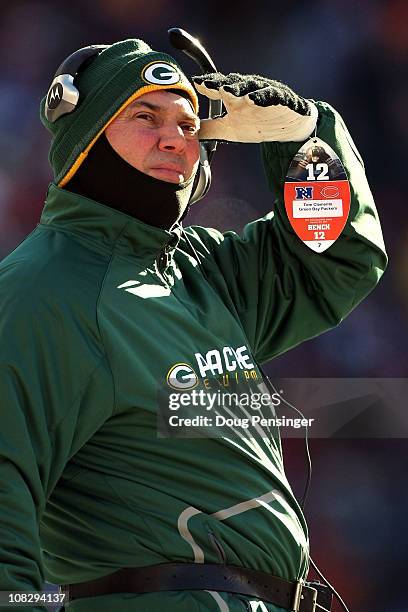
[0,38,386,611]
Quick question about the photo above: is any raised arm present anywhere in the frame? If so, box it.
[186,76,386,362]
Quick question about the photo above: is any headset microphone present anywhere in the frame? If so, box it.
[168,28,222,164]
[168,27,223,204]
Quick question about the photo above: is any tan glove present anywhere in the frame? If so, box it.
[194,72,318,143]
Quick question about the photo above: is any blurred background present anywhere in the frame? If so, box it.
[0,0,406,610]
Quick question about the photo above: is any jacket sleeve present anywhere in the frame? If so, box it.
[188,101,387,363]
[0,268,114,609]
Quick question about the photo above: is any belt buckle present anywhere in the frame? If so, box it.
[291,580,304,612]
[291,580,317,612]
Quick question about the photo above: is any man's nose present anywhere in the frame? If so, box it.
[157,124,186,153]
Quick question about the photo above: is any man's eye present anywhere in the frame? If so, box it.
[181,124,198,134]
[135,113,154,121]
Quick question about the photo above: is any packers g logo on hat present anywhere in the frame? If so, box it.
[141,61,181,85]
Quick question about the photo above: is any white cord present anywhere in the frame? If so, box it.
[315,603,331,612]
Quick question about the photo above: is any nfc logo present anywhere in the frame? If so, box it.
[295,186,313,199]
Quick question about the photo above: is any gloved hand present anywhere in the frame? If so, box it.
[193,72,318,143]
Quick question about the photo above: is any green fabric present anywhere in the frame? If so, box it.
[0,101,386,611]
[39,38,198,185]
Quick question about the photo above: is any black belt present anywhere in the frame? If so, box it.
[60,563,333,611]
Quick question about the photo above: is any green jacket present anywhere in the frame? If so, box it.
[0,102,386,611]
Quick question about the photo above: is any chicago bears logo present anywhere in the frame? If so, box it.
[320,186,340,198]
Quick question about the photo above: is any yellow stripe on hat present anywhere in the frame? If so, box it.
[58,82,199,188]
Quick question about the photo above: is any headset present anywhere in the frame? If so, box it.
[44,28,222,205]
[45,28,349,612]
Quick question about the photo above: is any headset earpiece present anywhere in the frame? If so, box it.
[189,145,211,205]
[45,45,108,123]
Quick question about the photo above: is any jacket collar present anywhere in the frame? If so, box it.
[40,183,182,259]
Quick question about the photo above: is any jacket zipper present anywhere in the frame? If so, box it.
[155,245,171,286]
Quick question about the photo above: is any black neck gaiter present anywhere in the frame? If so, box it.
[66,132,195,229]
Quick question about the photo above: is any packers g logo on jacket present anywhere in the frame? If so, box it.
[141,61,180,85]
[167,363,198,390]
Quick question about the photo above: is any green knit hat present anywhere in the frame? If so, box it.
[40,39,199,187]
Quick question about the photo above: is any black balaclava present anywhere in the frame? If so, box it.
[66,132,195,229]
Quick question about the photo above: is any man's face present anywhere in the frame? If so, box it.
[105,90,200,184]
